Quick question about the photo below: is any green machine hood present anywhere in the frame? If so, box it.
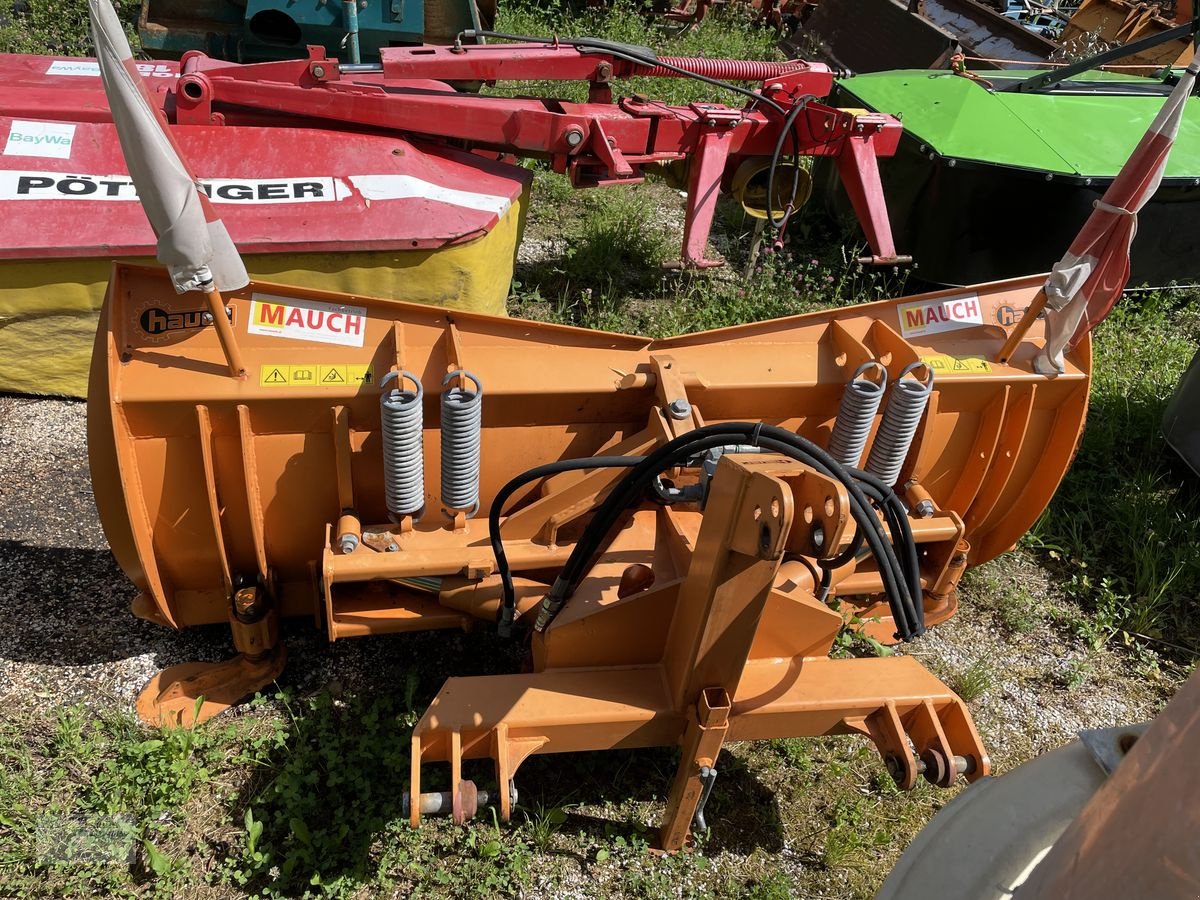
[838,70,1200,180]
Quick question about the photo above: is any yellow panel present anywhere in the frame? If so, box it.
[0,193,525,397]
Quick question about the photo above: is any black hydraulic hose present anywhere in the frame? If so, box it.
[619,429,915,638]
[754,435,916,639]
[765,94,812,230]
[852,469,925,633]
[490,456,644,634]
[460,30,788,115]
[539,423,920,640]
[821,530,864,570]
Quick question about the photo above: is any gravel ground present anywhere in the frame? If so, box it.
[0,393,1175,756]
[0,394,428,718]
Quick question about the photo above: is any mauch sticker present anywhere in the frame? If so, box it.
[897,293,983,339]
[4,121,76,160]
[248,295,367,348]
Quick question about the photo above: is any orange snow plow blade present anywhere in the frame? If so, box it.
[88,262,1090,849]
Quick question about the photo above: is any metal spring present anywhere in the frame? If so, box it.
[380,370,424,520]
[440,370,483,517]
[828,361,888,468]
[864,362,935,487]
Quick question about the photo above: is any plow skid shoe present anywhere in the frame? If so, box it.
[137,647,287,728]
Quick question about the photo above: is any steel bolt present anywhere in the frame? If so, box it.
[667,398,692,420]
[564,127,584,147]
[201,311,214,324]
[338,533,360,555]
[915,499,935,518]
[312,64,326,78]
[385,542,399,553]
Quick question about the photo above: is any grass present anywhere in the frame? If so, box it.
[948,658,996,703]
[2,0,1198,897]
[1027,292,1200,652]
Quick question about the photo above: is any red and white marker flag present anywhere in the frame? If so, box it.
[1036,46,1200,374]
[88,0,248,293]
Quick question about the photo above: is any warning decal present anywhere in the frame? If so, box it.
[259,363,373,388]
[922,354,991,375]
[248,294,368,347]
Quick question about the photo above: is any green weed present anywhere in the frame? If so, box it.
[949,658,996,703]
[0,0,141,54]
[1035,290,1200,652]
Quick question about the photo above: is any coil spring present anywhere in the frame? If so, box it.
[440,370,483,517]
[827,361,888,468]
[380,370,424,520]
[864,362,935,487]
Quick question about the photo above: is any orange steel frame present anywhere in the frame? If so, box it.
[89,263,1091,850]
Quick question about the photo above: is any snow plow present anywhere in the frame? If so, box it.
[80,0,1183,852]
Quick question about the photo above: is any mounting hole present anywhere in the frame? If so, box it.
[759,523,772,554]
[249,9,302,46]
[1118,732,1140,755]
[753,505,762,521]
[824,496,835,517]
[803,504,814,524]
[180,79,204,101]
[770,498,780,519]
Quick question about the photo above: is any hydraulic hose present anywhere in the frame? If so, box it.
[533,423,922,640]
[460,30,788,115]
[852,468,925,632]
[766,94,813,230]
[489,456,644,635]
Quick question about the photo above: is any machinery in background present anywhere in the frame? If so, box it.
[1060,0,1197,66]
[0,38,906,397]
[137,0,494,63]
[813,23,1200,287]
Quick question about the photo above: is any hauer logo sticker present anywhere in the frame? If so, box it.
[4,121,76,160]
[136,302,234,344]
[897,293,983,338]
[248,294,367,347]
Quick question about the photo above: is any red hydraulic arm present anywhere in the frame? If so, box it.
[171,41,906,267]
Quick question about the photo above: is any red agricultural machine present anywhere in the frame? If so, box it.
[0,24,906,397]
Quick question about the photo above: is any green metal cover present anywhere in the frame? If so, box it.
[838,70,1200,178]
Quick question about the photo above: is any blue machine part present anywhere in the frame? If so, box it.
[138,0,485,63]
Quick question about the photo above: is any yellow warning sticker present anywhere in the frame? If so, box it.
[921,354,991,375]
[260,363,374,387]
